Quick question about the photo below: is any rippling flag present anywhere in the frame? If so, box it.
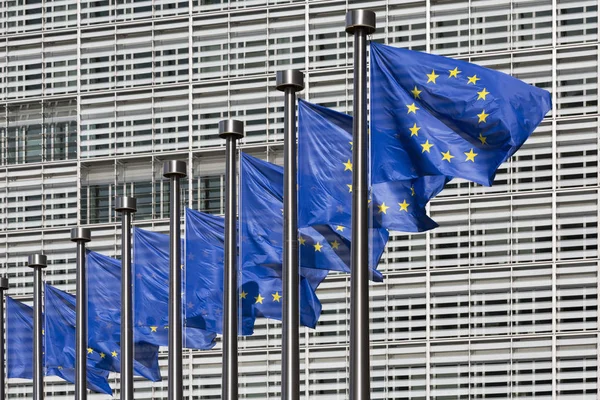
[297,99,448,233]
[6,297,34,379]
[370,42,552,187]
[44,285,112,395]
[133,227,217,349]
[87,251,161,381]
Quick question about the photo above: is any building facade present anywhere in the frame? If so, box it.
[0,0,597,398]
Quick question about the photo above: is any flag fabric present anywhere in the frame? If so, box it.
[185,207,325,334]
[44,285,113,395]
[6,297,34,379]
[133,227,217,349]
[369,41,552,187]
[87,251,161,382]
[297,99,448,233]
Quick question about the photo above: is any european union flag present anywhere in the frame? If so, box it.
[6,297,34,379]
[44,285,113,395]
[297,99,448,233]
[133,227,217,349]
[370,42,552,187]
[87,251,161,382]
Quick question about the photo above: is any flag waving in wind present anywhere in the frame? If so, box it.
[370,42,552,187]
[6,297,34,379]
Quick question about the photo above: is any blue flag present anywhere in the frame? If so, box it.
[6,297,34,379]
[87,251,162,382]
[370,42,552,187]
[133,227,217,349]
[44,285,113,395]
[297,99,448,232]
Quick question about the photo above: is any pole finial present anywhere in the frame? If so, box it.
[115,196,138,213]
[28,254,47,269]
[163,160,187,178]
[276,70,304,92]
[345,9,376,35]
[70,227,92,243]
[0,277,8,290]
[218,119,244,140]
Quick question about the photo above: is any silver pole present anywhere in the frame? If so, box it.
[28,254,47,400]
[0,277,6,400]
[71,227,91,400]
[219,119,244,400]
[163,160,187,400]
[346,9,376,400]
[115,197,137,400]
[276,70,304,400]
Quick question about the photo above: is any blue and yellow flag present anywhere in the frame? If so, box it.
[297,99,448,233]
[370,42,552,187]
[133,227,217,350]
[6,296,34,379]
[87,251,162,382]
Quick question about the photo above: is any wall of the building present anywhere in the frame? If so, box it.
[0,0,597,398]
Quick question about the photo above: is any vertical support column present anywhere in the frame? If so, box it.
[28,254,47,400]
[345,9,376,400]
[0,277,7,400]
[219,119,244,400]
[276,70,304,400]
[163,160,187,400]
[71,228,91,400]
[115,197,137,400]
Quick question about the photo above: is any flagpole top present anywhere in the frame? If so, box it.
[70,227,92,243]
[28,254,47,269]
[345,10,376,35]
[276,70,304,92]
[163,160,187,178]
[115,196,137,213]
[0,277,8,290]
[219,119,245,140]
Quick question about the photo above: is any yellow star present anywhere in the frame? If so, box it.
[467,75,480,85]
[330,240,340,250]
[349,141,353,149]
[477,88,489,100]
[378,203,389,214]
[314,242,323,252]
[411,86,422,99]
[421,140,433,153]
[336,225,345,232]
[399,199,410,212]
[164,325,169,330]
[410,186,415,196]
[441,150,454,162]
[347,184,352,192]
[478,133,487,145]
[464,148,478,162]
[240,290,247,299]
[448,67,461,78]
[426,70,439,83]
[87,348,94,354]
[100,352,106,359]
[477,110,489,123]
[272,292,282,302]
[111,351,118,358]
[343,159,352,172]
[409,123,420,137]
[298,236,306,245]
[406,103,419,114]
[255,294,264,304]
[150,326,158,332]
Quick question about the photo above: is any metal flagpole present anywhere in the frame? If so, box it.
[345,9,376,400]
[28,253,47,400]
[0,276,8,400]
[71,227,91,400]
[276,69,304,400]
[115,196,137,400]
[219,119,244,400]
[163,160,186,400]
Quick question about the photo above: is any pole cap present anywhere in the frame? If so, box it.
[70,227,92,243]
[0,277,8,290]
[115,196,137,213]
[218,119,244,140]
[163,160,187,178]
[28,254,47,269]
[345,9,377,35]
[276,70,304,92]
